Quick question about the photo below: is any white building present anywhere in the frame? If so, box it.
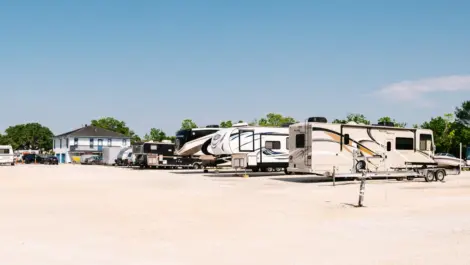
[53,125,131,163]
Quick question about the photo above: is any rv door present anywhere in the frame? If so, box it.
[384,138,394,170]
[239,130,255,152]
[305,124,312,166]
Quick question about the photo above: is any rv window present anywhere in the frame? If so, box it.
[419,134,432,151]
[150,145,157,150]
[286,137,289,150]
[387,142,391,151]
[0,149,10,154]
[265,141,281,150]
[396,137,414,150]
[344,134,350,145]
[296,134,305,148]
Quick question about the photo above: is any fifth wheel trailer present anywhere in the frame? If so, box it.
[209,124,290,172]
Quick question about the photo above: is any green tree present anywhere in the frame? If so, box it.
[257,113,296,127]
[378,116,407,128]
[181,119,198,130]
[455,100,470,126]
[144,128,168,142]
[220,120,233,128]
[333,113,370,124]
[421,114,456,153]
[451,101,470,155]
[90,117,141,144]
[3,123,54,150]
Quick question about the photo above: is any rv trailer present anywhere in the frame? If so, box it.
[133,141,200,169]
[115,146,132,166]
[174,125,222,169]
[285,117,453,181]
[210,123,290,172]
[0,145,15,166]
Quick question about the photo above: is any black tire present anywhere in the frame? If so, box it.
[435,169,446,181]
[193,163,201,170]
[356,160,366,171]
[425,171,434,182]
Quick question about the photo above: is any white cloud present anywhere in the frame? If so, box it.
[374,75,470,105]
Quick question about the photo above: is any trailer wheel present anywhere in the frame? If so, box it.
[406,176,414,181]
[192,163,201,169]
[425,171,434,182]
[435,169,446,182]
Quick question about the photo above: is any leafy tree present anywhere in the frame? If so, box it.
[90,117,141,144]
[378,116,406,128]
[257,113,296,127]
[455,100,470,126]
[91,117,132,135]
[181,119,197,130]
[333,113,370,124]
[220,120,233,128]
[3,123,54,150]
[0,134,7,145]
[144,128,167,142]
[421,114,456,153]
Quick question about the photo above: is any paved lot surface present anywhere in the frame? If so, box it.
[0,165,469,265]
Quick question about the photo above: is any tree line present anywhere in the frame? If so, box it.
[1,100,469,157]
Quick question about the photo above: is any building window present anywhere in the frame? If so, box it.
[98,139,103,146]
[420,134,432,151]
[387,142,391,151]
[74,138,78,146]
[295,134,305,148]
[53,139,56,149]
[66,138,69,148]
[123,139,127,146]
[108,139,112,146]
[396,137,414,150]
[59,139,62,148]
[265,141,281,150]
[90,138,94,148]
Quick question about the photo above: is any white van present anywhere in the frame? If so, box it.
[0,145,15,166]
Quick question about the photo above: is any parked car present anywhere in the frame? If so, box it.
[43,155,59,165]
[83,155,103,165]
[23,154,44,164]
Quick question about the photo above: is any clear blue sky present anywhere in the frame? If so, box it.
[1,0,469,136]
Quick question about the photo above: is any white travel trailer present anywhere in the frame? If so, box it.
[0,145,15,166]
[115,146,132,166]
[286,117,450,181]
[210,123,290,172]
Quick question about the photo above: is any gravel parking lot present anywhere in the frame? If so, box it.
[0,165,469,265]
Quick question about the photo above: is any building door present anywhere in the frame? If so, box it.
[61,153,66,163]
[98,139,103,151]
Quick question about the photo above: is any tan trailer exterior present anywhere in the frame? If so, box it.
[286,121,449,181]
